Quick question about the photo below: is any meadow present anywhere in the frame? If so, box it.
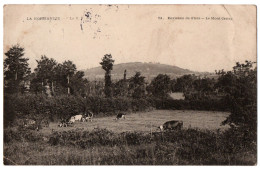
[5,109,257,165]
[43,110,230,134]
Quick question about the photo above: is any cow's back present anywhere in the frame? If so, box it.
[163,120,182,130]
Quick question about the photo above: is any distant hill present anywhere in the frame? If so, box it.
[82,62,211,81]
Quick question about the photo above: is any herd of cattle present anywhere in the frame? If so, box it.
[22,111,184,131]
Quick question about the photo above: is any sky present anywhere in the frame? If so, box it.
[3,4,257,72]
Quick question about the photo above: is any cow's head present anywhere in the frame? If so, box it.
[179,121,184,127]
[158,125,164,131]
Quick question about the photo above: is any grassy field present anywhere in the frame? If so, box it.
[6,110,256,165]
[42,110,230,135]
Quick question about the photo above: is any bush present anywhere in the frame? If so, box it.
[7,94,154,121]
[4,128,43,143]
[6,93,231,124]
[6,93,230,124]
[149,96,230,111]
[48,128,152,148]
[4,95,16,127]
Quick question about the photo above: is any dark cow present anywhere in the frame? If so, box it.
[115,113,126,120]
[159,120,183,131]
[58,118,73,127]
[82,111,94,122]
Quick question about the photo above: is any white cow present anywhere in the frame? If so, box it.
[69,115,83,123]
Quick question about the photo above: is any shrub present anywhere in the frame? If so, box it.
[4,95,16,127]
[7,94,155,121]
[4,128,43,143]
[149,96,230,111]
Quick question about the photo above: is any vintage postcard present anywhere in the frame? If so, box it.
[3,5,257,165]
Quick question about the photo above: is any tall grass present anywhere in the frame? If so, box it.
[4,127,256,165]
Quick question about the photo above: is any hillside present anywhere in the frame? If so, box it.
[82,62,206,81]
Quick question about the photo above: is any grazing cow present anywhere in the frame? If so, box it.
[69,115,83,123]
[58,122,68,127]
[58,119,74,127]
[23,119,36,127]
[115,113,126,120]
[159,120,183,131]
[58,118,70,127]
[83,111,94,122]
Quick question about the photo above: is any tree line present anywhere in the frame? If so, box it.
[3,45,209,98]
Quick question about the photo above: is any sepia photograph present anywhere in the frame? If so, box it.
[2,4,257,165]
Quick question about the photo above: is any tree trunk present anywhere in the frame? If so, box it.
[15,71,17,80]
[41,81,44,94]
[51,81,54,95]
[67,75,70,95]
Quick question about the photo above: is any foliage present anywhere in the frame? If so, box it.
[6,94,156,122]
[4,44,31,93]
[150,97,229,111]
[216,61,257,141]
[193,77,215,93]
[69,71,89,96]
[128,72,146,99]
[4,95,16,127]
[30,56,87,96]
[4,128,43,143]
[174,74,196,92]
[147,74,171,98]
[4,128,256,165]
[100,54,115,97]
[5,93,234,126]
[34,55,57,83]
[113,79,128,97]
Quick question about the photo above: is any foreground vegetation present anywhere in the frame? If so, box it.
[4,128,256,165]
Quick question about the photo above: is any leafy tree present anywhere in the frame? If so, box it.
[174,74,196,92]
[188,77,216,100]
[4,45,31,94]
[215,70,237,94]
[170,79,177,92]
[52,63,66,92]
[62,60,76,95]
[147,74,171,98]
[114,79,127,97]
[100,54,114,97]
[217,61,257,141]
[31,58,87,96]
[128,72,146,99]
[30,72,45,94]
[33,55,57,94]
[70,71,88,96]
[114,69,128,97]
